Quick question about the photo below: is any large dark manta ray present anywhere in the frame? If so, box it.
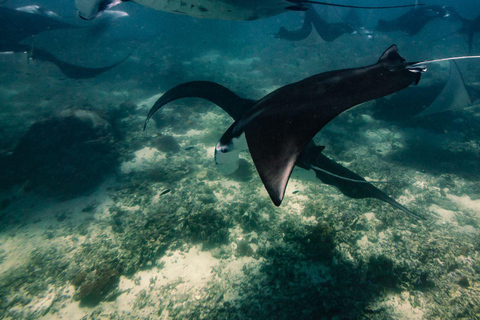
[207,45,422,207]
[375,5,460,36]
[0,5,127,79]
[145,45,429,219]
[144,81,421,218]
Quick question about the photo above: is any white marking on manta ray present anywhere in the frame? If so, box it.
[214,134,248,175]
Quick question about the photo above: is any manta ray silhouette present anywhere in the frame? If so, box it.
[76,0,422,20]
[275,4,353,42]
[459,14,480,53]
[0,6,127,79]
[375,5,460,36]
[430,13,480,54]
[144,79,422,219]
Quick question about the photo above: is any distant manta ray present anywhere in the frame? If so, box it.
[275,4,353,42]
[143,81,422,219]
[375,5,460,36]
[0,5,80,47]
[430,13,480,54]
[0,5,128,78]
[76,0,423,20]
[459,14,480,53]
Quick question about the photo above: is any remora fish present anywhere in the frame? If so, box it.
[76,0,423,20]
[0,5,128,78]
[144,80,422,218]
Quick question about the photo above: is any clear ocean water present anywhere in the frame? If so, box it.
[0,0,479,319]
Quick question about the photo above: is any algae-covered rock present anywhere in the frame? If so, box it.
[152,134,181,153]
[72,266,121,306]
[236,240,254,257]
[11,109,118,197]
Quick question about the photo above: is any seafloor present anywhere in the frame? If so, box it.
[0,19,480,320]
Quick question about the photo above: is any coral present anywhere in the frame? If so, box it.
[72,266,121,306]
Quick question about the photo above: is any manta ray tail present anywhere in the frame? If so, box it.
[380,196,425,220]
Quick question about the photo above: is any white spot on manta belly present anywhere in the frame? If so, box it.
[215,134,247,175]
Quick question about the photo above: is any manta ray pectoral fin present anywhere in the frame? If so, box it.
[144,81,255,130]
[241,116,309,206]
[76,0,123,19]
[218,107,303,206]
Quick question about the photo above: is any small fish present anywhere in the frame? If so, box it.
[185,146,195,151]
[160,189,171,195]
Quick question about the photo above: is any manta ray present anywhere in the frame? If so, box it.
[375,5,460,36]
[459,14,480,53]
[144,45,478,209]
[76,0,422,20]
[0,5,80,48]
[275,4,353,42]
[430,13,480,54]
[0,5,128,78]
[204,45,426,207]
[143,80,422,218]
